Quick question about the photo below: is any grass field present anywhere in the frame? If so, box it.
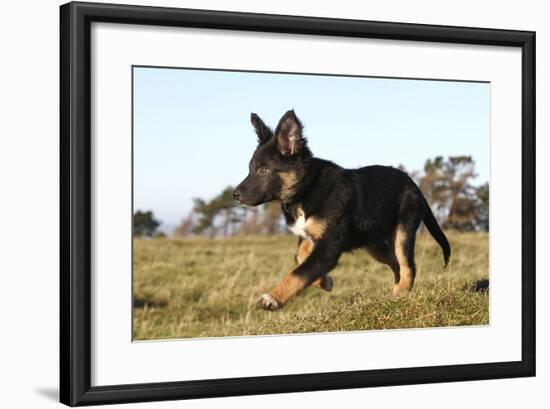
[133,232,489,340]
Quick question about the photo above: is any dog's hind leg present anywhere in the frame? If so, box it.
[295,237,333,291]
[393,225,417,295]
[392,191,423,295]
[366,241,400,288]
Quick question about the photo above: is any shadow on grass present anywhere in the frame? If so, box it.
[464,278,489,293]
[133,296,168,309]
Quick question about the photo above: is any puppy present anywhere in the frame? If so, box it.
[234,110,450,310]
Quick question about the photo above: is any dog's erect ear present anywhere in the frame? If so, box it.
[251,113,272,144]
[275,110,305,156]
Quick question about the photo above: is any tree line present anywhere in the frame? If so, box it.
[133,155,489,238]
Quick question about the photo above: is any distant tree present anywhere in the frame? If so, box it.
[192,186,242,237]
[419,156,450,222]
[262,202,284,235]
[191,198,213,236]
[419,156,481,231]
[173,212,196,237]
[476,182,490,231]
[133,210,160,237]
[237,206,263,235]
[236,202,285,236]
[443,156,478,230]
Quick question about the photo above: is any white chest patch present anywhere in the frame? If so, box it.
[288,208,308,238]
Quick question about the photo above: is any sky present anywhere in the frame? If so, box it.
[133,66,490,227]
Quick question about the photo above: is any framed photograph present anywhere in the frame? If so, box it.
[60,1,535,406]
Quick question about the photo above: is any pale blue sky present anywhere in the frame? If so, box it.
[133,66,490,226]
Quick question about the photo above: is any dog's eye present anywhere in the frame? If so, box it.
[257,166,270,176]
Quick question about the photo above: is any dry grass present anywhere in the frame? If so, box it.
[133,231,489,340]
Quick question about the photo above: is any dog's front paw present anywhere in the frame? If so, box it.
[257,293,281,311]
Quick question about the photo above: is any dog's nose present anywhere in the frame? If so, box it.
[233,190,241,201]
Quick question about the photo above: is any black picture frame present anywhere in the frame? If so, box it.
[60,1,536,406]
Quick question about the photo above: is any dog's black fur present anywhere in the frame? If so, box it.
[235,110,451,310]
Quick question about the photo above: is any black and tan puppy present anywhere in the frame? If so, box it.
[234,110,450,310]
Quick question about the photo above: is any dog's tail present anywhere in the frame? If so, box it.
[422,199,451,267]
